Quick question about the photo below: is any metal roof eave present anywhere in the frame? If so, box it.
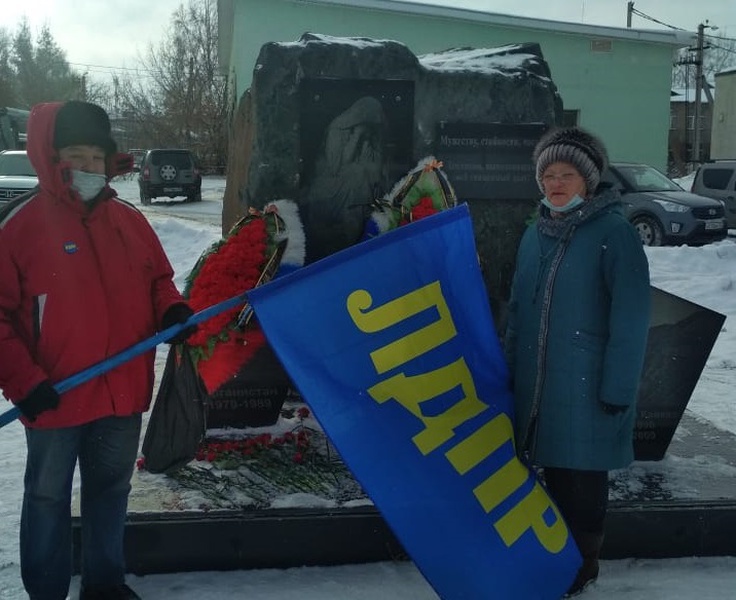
[290,0,695,47]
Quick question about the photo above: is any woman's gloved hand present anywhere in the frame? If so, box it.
[600,401,628,415]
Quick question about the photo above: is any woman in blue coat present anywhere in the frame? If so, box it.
[505,127,650,596]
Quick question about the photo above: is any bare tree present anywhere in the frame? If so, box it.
[81,76,114,109]
[673,31,736,88]
[115,0,228,171]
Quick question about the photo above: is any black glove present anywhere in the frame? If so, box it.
[600,401,628,415]
[17,380,61,422]
[161,303,197,344]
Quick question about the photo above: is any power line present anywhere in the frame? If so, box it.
[67,61,147,73]
[631,6,736,44]
[67,61,159,79]
[28,59,160,81]
[707,42,736,55]
[630,7,687,31]
[705,32,736,43]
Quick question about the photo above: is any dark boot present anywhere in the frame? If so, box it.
[564,531,604,597]
[79,583,141,600]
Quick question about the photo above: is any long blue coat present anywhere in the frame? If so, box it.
[505,189,650,471]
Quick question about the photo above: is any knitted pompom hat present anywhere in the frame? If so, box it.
[532,126,608,196]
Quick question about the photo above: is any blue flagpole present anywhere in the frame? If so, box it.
[0,292,249,429]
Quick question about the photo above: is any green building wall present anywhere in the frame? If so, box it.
[220,0,683,171]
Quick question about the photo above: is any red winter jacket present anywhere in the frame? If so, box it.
[0,102,184,428]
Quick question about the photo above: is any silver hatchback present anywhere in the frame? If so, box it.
[0,150,38,202]
[690,160,736,228]
[602,162,727,247]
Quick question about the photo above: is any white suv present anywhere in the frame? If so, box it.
[691,160,736,228]
[0,150,38,203]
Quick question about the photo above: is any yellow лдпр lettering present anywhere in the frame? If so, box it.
[446,415,567,552]
[367,358,488,455]
[495,481,567,553]
[347,282,456,374]
[347,281,568,553]
[348,283,485,454]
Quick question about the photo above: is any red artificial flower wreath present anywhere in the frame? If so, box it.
[184,207,282,395]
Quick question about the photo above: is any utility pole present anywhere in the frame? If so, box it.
[626,2,634,28]
[673,54,695,170]
[693,22,705,164]
[692,20,717,164]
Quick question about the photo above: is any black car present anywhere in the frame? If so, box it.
[128,148,147,173]
[138,149,202,205]
[602,162,727,246]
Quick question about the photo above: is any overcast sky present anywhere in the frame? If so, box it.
[3,0,734,84]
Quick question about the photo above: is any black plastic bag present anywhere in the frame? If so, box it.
[142,345,207,474]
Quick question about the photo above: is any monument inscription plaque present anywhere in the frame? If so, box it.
[633,286,726,461]
[205,343,298,428]
[435,122,547,200]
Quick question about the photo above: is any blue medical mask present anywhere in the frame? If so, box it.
[71,170,107,202]
[541,194,585,214]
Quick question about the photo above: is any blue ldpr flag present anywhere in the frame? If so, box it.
[248,205,581,599]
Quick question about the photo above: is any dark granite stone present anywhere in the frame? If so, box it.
[223,33,562,306]
[219,33,563,430]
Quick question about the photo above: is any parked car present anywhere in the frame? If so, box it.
[690,160,736,228]
[0,106,29,151]
[128,148,147,172]
[601,162,727,247]
[137,149,202,205]
[0,150,38,202]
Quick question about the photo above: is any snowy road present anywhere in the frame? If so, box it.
[111,174,226,227]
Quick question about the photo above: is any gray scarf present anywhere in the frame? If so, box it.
[536,187,621,239]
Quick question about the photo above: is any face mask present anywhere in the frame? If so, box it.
[541,194,585,214]
[71,170,107,202]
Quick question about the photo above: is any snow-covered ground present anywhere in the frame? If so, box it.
[0,175,735,599]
